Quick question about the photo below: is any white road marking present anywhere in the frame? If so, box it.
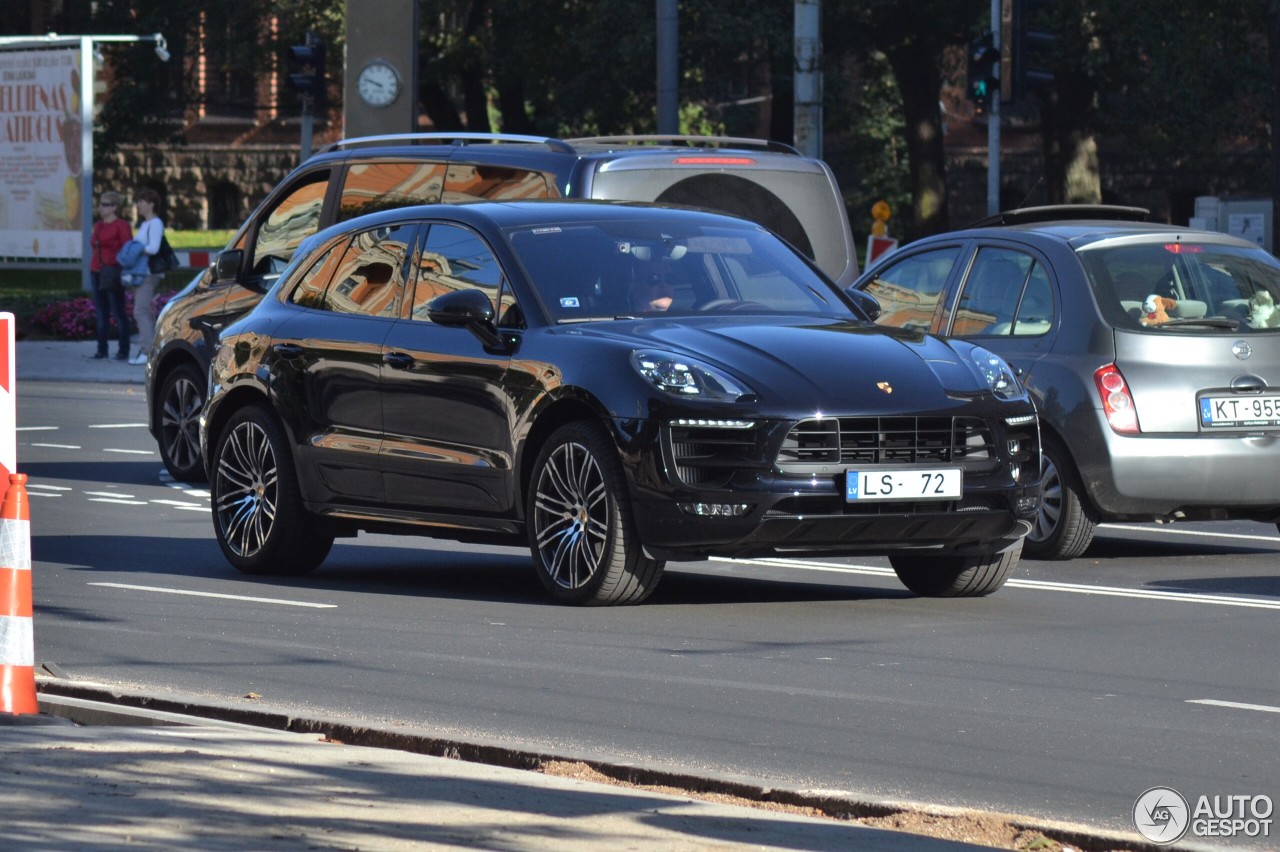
[88,498,148,505]
[16,426,58,431]
[150,499,206,508]
[1102,522,1280,544]
[30,443,80,449]
[85,491,132,498]
[723,557,1280,610]
[88,423,148,429]
[89,582,336,608]
[27,484,71,491]
[1187,699,1280,714]
[104,448,155,455]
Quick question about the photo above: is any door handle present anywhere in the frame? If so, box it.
[271,343,304,359]
[383,351,415,369]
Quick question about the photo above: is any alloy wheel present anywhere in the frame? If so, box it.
[214,419,278,559]
[160,371,205,479]
[532,440,609,590]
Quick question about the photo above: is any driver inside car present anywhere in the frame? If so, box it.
[629,261,676,312]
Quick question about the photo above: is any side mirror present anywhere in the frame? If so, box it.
[214,249,243,284]
[427,288,502,348]
[846,287,882,322]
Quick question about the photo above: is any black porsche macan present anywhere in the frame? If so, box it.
[202,201,1041,605]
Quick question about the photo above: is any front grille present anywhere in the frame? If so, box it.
[777,416,996,473]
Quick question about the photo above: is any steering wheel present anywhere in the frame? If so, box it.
[700,299,768,312]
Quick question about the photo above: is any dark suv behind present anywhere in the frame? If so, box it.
[146,132,859,481]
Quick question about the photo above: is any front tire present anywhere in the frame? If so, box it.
[1024,436,1096,560]
[889,540,1022,597]
[211,403,332,575]
[527,421,664,605]
[157,362,208,482]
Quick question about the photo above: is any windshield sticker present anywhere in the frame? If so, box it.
[560,296,580,308]
[532,227,562,235]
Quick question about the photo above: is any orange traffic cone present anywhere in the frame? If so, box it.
[0,473,36,715]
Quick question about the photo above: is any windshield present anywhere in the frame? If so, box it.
[508,220,855,322]
[1080,240,1280,333]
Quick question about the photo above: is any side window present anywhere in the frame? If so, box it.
[321,223,417,318]
[338,161,446,222]
[863,247,961,331]
[288,240,349,308]
[252,171,330,277]
[443,164,556,201]
[1011,263,1054,336]
[953,248,1033,336]
[409,224,505,320]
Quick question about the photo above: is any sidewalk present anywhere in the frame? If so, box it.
[16,338,147,384]
[0,690,990,851]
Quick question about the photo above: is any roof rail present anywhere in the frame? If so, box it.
[317,132,576,156]
[566,135,801,156]
[968,204,1151,228]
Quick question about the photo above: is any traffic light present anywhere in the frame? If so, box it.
[966,35,999,113]
[287,31,326,104]
[1012,0,1055,98]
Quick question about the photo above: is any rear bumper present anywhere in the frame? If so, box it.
[1084,430,1280,520]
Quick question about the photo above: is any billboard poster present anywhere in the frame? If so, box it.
[0,47,83,260]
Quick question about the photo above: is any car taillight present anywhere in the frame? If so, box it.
[1094,364,1140,434]
[672,156,755,165]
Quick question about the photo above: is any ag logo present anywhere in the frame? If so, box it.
[1133,786,1190,844]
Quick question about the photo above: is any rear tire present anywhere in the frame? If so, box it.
[211,403,332,576]
[890,540,1022,597]
[1024,436,1096,560]
[157,362,208,482]
[527,421,664,605]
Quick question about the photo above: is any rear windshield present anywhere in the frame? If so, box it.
[1079,240,1280,334]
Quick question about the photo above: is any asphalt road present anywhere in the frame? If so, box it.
[18,380,1280,844]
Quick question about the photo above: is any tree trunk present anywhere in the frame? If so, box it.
[884,44,950,236]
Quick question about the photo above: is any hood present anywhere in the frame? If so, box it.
[563,316,1005,413]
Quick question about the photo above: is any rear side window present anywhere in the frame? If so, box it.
[338,162,446,221]
[291,224,416,318]
[1081,241,1280,333]
[862,246,961,332]
[951,248,1054,337]
[443,165,557,202]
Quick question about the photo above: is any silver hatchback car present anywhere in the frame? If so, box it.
[853,205,1280,559]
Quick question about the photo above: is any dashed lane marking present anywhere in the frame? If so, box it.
[1187,699,1280,714]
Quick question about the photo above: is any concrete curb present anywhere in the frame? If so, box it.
[35,677,1160,852]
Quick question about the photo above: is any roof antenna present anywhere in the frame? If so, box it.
[1016,176,1044,210]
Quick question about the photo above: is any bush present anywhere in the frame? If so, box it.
[31,291,176,340]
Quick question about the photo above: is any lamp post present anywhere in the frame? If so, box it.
[0,33,168,292]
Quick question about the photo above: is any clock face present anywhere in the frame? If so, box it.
[358,61,401,108]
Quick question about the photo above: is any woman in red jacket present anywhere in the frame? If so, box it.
[89,190,132,360]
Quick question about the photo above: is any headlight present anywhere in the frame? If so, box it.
[967,346,1024,400]
[631,350,755,402]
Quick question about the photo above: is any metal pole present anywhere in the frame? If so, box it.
[656,0,678,134]
[80,37,95,294]
[987,0,1001,215]
[793,0,822,158]
[300,95,314,161]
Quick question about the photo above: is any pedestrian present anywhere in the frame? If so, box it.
[89,190,132,360]
[129,188,166,365]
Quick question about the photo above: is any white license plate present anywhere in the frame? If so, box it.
[846,468,963,502]
[1199,395,1280,428]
